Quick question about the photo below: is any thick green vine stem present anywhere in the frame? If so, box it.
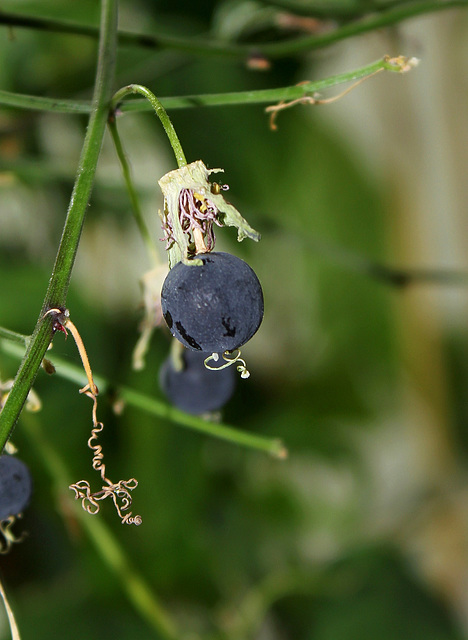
[0,0,118,451]
[111,84,187,168]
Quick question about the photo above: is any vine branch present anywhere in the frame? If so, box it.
[107,118,160,265]
[0,0,118,451]
[0,340,287,460]
[110,84,187,167]
[0,1,465,59]
[0,55,417,117]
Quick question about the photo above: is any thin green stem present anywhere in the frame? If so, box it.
[21,414,180,640]
[0,328,29,347]
[0,88,90,113]
[0,0,118,451]
[0,1,464,59]
[120,386,287,458]
[0,340,287,459]
[258,0,417,18]
[111,85,187,168]
[0,56,416,116]
[304,234,468,288]
[122,56,416,113]
[107,118,160,266]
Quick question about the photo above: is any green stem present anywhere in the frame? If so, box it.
[121,386,287,458]
[0,0,118,451]
[107,118,160,266]
[111,85,187,168]
[0,1,464,58]
[122,56,415,113]
[302,233,468,288]
[0,340,287,459]
[21,414,180,640]
[258,0,416,18]
[0,56,416,116]
[0,88,90,113]
[0,328,29,346]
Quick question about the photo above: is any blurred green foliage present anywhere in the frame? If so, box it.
[1,0,468,638]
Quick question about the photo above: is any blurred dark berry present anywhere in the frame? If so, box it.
[160,349,236,414]
[0,455,32,521]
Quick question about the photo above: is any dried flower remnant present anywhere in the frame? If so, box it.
[132,264,169,371]
[158,160,260,268]
[0,379,41,414]
[177,188,223,253]
[385,54,420,73]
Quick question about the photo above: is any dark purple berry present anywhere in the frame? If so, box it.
[0,455,32,521]
[160,349,236,414]
[161,252,264,353]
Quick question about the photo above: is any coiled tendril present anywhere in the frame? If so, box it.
[42,308,141,526]
[204,350,250,379]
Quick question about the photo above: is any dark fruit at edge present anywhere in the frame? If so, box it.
[160,349,236,415]
[161,252,264,353]
[0,455,32,521]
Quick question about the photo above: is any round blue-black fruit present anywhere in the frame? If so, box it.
[0,455,32,521]
[160,349,236,414]
[161,252,264,353]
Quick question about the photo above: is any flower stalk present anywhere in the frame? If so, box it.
[111,84,187,168]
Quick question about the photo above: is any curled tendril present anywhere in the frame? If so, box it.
[0,515,27,554]
[54,312,142,526]
[204,350,250,379]
[69,477,141,524]
[69,388,142,526]
[39,309,142,525]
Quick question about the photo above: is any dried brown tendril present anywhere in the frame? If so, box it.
[265,68,390,131]
[41,309,141,526]
[69,387,142,526]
